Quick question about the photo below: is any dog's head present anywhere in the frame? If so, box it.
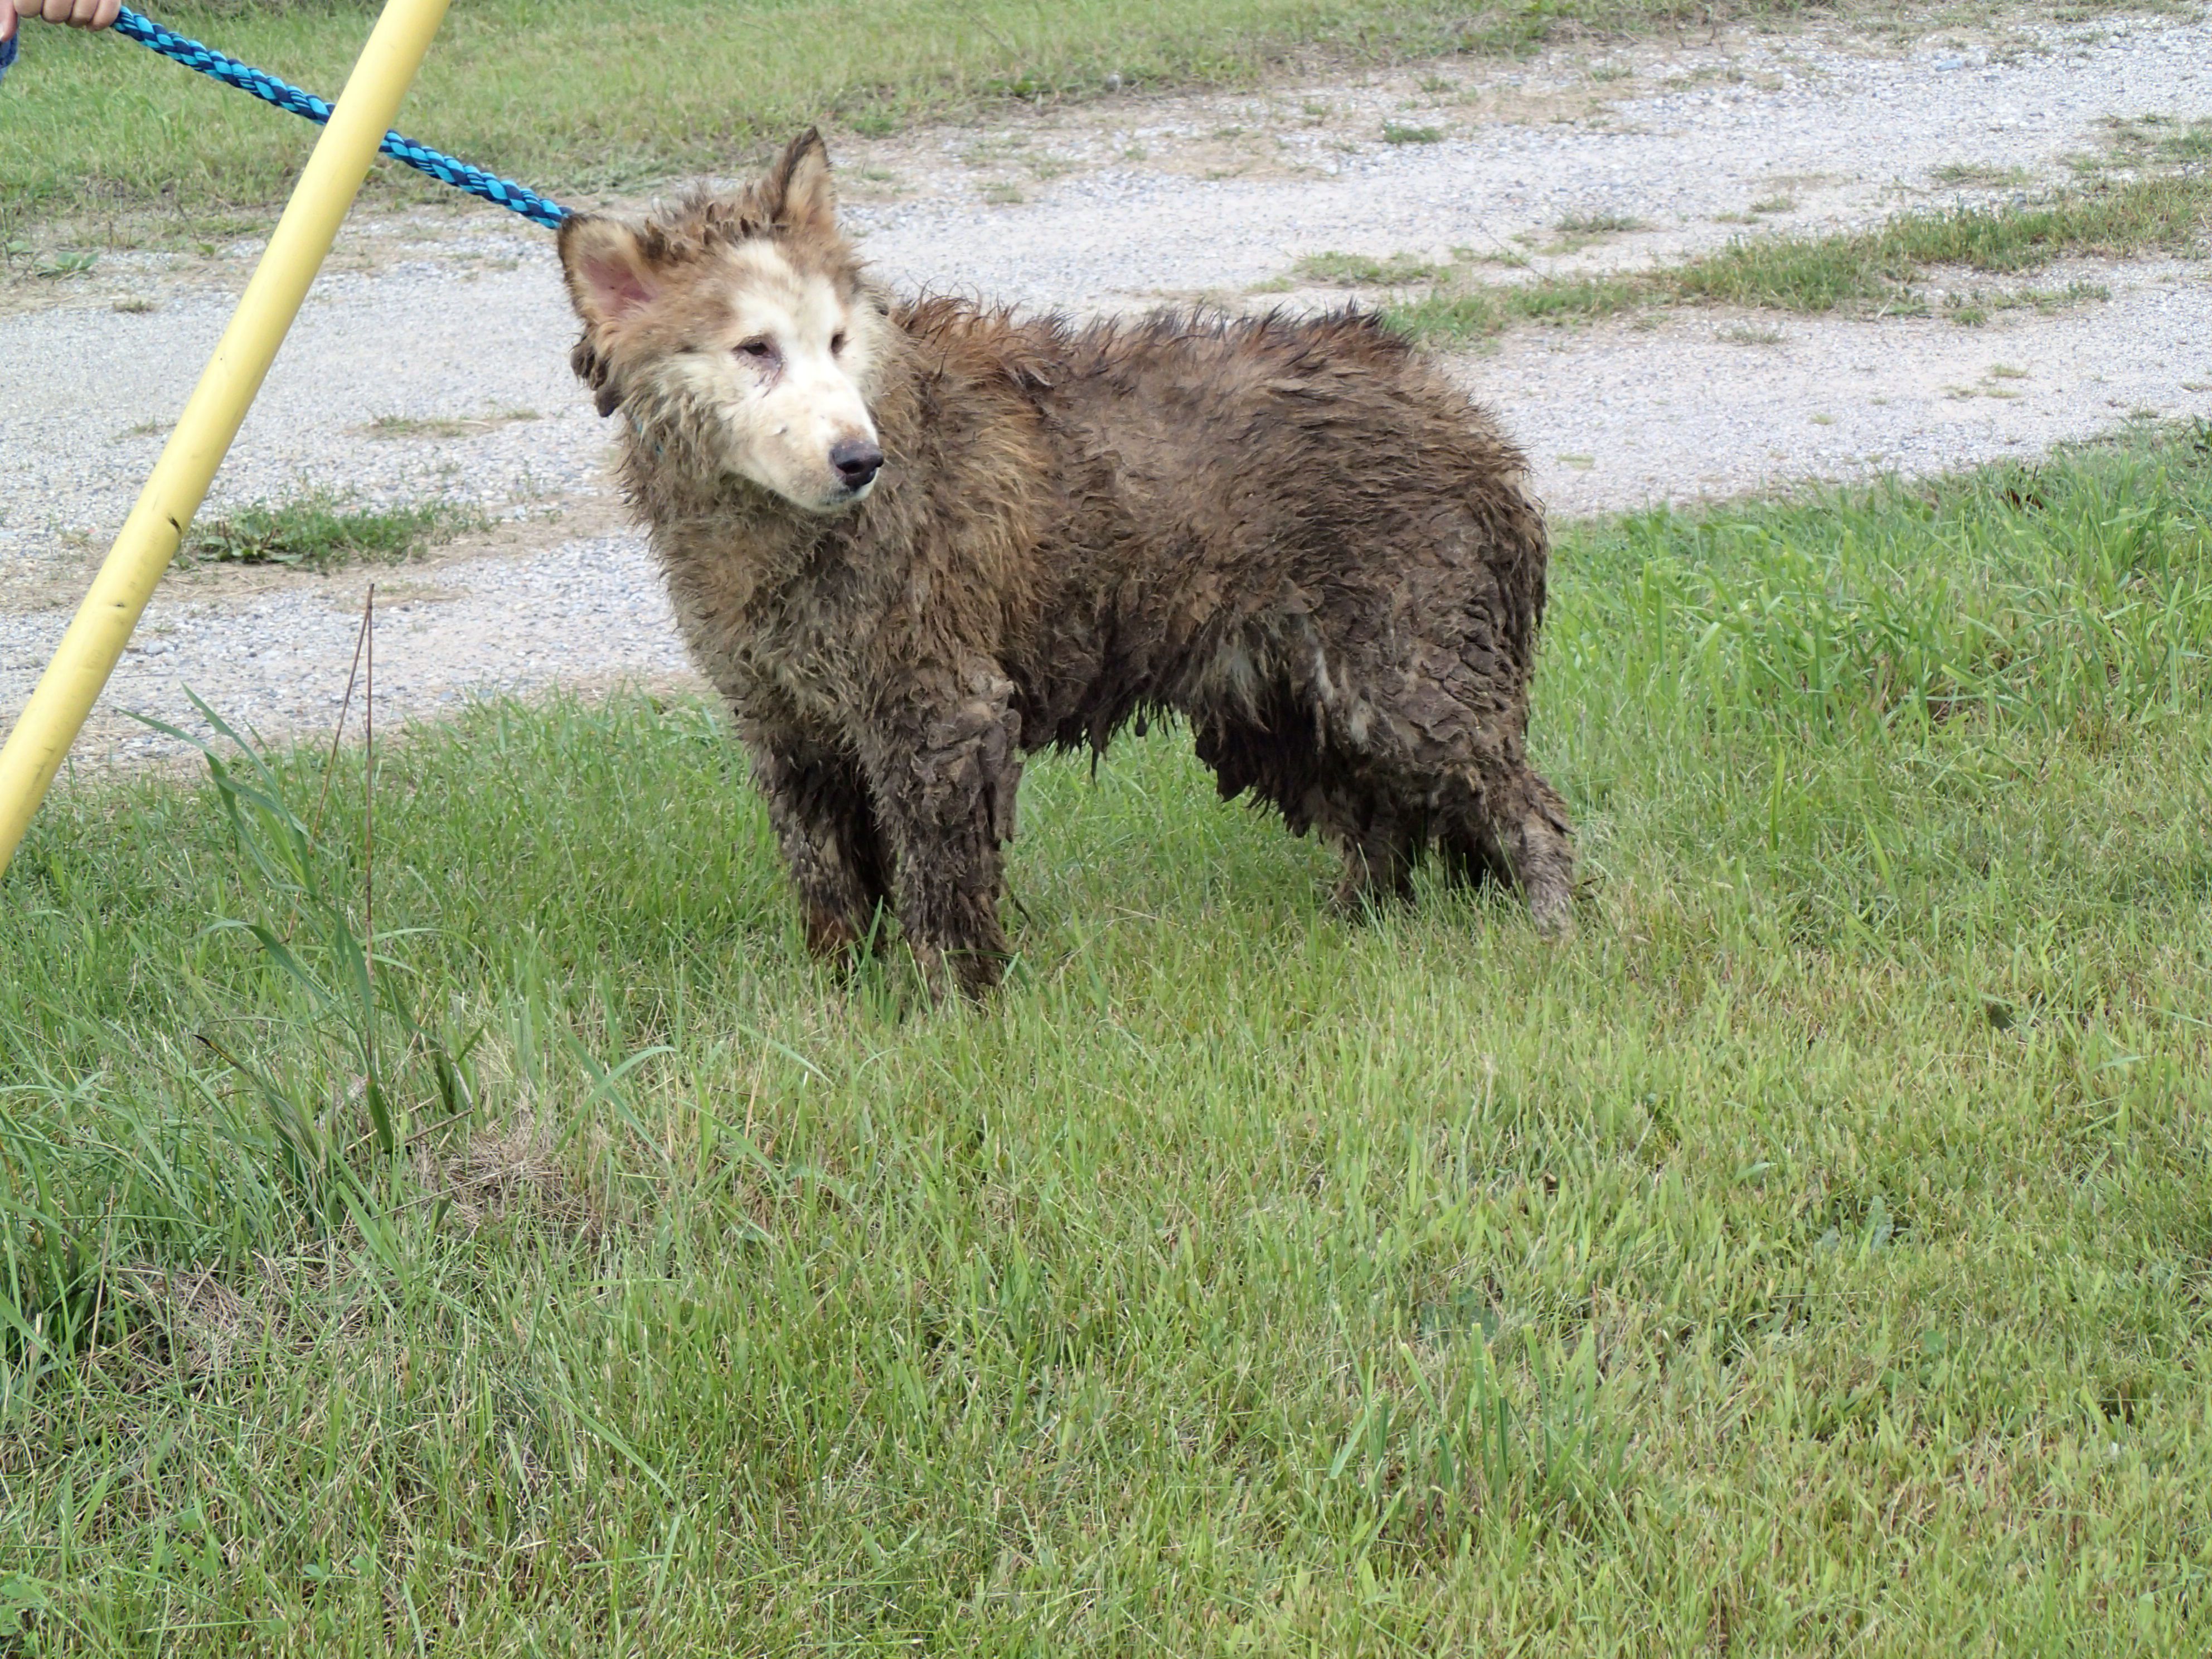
[557,129,890,514]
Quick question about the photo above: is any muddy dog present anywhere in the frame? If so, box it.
[557,129,1574,997]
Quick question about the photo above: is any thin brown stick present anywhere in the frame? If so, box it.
[363,582,376,1049]
[310,592,372,842]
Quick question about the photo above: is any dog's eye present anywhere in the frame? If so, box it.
[830,331,848,355]
[736,337,777,361]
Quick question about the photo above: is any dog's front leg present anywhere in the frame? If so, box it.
[858,666,1023,1000]
[731,686,892,964]
[751,734,894,964]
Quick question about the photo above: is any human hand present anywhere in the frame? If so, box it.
[1,0,124,46]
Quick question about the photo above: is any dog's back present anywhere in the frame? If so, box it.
[893,304,1550,761]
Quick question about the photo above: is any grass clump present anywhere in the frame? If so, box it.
[31,250,96,279]
[5,428,2212,1650]
[1672,170,2208,307]
[1381,120,1444,143]
[1940,278,2109,327]
[1390,168,2209,343]
[2099,113,2212,168]
[1554,210,1643,234]
[1294,249,1447,285]
[183,492,474,571]
[357,409,539,440]
[1388,270,1643,338]
[1930,159,2032,188]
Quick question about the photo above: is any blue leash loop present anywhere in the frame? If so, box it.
[94,7,569,228]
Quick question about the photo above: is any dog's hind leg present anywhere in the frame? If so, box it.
[1318,778,1420,914]
[751,734,895,964]
[1308,646,1573,933]
[1194,710,1416,914]
[1439,760,1575,936]
[1438,816,1512,893]
[1509,768,1578,936]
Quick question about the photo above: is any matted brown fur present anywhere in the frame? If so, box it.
[558,129,1574,997]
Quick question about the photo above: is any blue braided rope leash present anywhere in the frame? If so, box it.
[107,6,570,228]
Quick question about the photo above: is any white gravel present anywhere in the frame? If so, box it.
[4,6,2209,764]
[842,11,2212,304]
[53,536,687,768]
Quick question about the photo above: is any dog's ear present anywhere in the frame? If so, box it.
[557,214,661,332]
[761,127,836,239]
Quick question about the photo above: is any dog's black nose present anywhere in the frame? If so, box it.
[831,438,884,490]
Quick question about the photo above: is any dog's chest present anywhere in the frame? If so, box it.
[749,588,874,721]
[654,525,881,725]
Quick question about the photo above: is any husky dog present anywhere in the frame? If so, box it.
[558,129,1574,997]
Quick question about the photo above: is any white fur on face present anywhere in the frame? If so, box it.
[666,241,884,513]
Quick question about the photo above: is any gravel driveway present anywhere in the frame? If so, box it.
[3,6,2209,764]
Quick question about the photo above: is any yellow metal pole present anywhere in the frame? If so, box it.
[0,0,453,879]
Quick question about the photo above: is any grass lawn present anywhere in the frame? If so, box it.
[4,0,1927,227]
[4,428,2210,1651]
